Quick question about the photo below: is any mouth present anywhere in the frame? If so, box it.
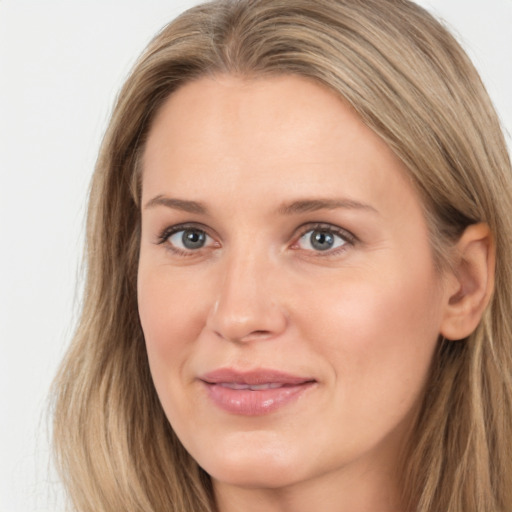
[216,382,294,390]
[199,368,317,416]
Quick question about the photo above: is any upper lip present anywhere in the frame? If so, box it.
[199,368,315,386]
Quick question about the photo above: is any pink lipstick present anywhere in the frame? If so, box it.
[199,368,316,416]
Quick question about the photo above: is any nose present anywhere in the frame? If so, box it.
[206,249,288,343]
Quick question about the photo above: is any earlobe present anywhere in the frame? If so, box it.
[440,223,495,341]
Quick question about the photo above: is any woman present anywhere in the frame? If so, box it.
[52,0,512,511]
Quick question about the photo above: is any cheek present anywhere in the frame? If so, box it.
[304,263,441,343]
[137,266,205,384]
[137,265,214,439]
[302,264,443,416]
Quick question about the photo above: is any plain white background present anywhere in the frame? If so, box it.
[0,1,510,511]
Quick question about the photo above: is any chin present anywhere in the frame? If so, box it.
[192,432,305,489]
[207,460,301,490]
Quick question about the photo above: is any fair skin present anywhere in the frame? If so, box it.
[137,74,494,512]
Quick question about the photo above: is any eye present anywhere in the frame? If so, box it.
[158,225,216,254]
[295,226,351,253]
[170,229,207,250]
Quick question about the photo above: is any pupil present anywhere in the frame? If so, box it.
[182,230,205,249]
[311,231,334,251]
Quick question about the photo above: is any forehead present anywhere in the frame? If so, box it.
[141,74,420,219]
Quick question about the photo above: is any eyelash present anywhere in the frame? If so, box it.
[293,223,356,256]
[155,222,357,257]
[156,223,216,257]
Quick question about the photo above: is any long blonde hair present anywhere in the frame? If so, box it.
[52,1,512,510]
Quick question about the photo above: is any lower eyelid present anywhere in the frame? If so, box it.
[155,223,354,255]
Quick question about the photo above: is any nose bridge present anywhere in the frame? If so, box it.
[207,240,287,342]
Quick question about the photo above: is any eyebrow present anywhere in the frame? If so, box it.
[144,195,208,214]
[277,198,378,215]
[144,195,378,216]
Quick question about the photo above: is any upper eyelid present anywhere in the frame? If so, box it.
[157,222,214,243]
[294,222,357,243]
[156,224,217,256]
[155,221,357,248]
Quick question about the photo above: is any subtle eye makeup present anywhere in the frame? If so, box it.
[154,221,357,258]
[292,223,356,256]
[156,223,217,257]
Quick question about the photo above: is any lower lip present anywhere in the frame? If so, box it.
[202,382,315,416]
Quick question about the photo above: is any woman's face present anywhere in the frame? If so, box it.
[138,75,450,497]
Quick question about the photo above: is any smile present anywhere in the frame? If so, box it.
[218,382,287,390]
[199,368,316,416]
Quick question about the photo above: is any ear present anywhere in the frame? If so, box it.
[440,223,495,341]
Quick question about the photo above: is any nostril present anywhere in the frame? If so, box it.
[239,330,274,342]
[252,330,271,337]
[250,330,272,338]
[215,329,274,343]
